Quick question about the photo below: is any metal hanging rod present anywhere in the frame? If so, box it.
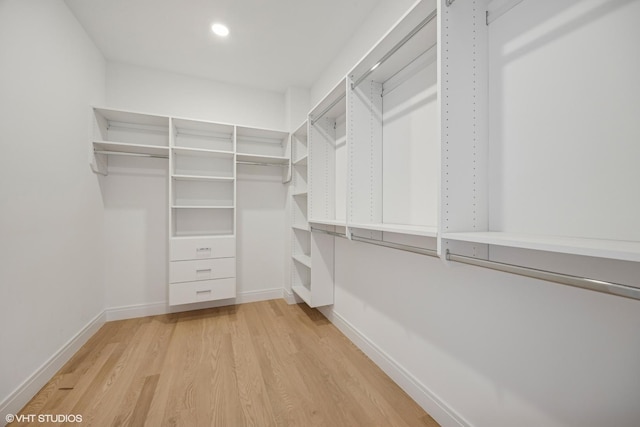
[310,227,347,238]
[236,161,288,168]
[310,226,436,257]
[352,234,438,257]
[94,150,169,159]
[446,251,640,301]
[351,9,437,90]
[310,93,346,126]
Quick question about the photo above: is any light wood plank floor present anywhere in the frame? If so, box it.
[12,300,439,426]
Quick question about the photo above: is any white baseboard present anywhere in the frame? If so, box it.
[0,311,106,424]
[105,301,167,321]
[107,288,286,318]
[317,307,470,427]
[282,288,301,305]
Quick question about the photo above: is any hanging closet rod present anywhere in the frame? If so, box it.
[310,227,436,257]
[236,161,288,167]
[94,150,169,159]
[352,234,437,257]
[351,8,437,90]
[311,227,347,238]
[446,251,640,301]
[310,93,346,126]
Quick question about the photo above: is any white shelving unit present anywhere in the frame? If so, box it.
[439,0,640,290]
[236,126,291,182]
[347,0,438,239]
[169,119,237,305]
[90,108,170,175]
[290,120,334,307]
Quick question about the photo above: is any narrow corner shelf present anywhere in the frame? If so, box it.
[292,191,308,197]
[292,253,312,268]
[348,222,438,238]
[93,140,170,157]
[293,155,308,166]
[442,231,640,263]
[292,224,310,232]
[292,285,312,305]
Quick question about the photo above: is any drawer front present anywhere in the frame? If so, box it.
[169,278,236,306]
[170,258,235,284]
[170,236,235,261]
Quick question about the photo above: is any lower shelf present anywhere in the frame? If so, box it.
[292,285,311,306]
[169,277,236,306]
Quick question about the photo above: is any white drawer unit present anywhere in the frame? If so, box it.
[170,236,235,261]
[169,278,236,306]
[170,257,235,284]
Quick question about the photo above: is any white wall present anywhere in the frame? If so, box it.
[310,0,416,105]
[0,0,106,414]
[107,62,286,130]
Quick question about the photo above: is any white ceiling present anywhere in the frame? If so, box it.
[64,0,383,93]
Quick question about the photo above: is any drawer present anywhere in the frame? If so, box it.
[170,257,235,284]
[170,236,235,261]
[169,278,236,306]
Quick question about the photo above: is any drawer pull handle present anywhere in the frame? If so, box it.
[196,289,212,294]
[197,247,211,252]
[196,269,212,273]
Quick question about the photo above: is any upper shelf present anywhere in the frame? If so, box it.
[93,141,169,157]
[442,231,640,263]
[349,223,438,238]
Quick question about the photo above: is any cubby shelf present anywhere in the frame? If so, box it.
[292,254,312,268]
[292,191,308,197]
[292,224,310,232]
[172,147,234,157]
[443,232,640,263]
[309,219,346,227]
[293,155,308,166]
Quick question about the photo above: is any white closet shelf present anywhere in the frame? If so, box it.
[236,153,289,164]
[293,155,308,166]
[292,285,312,305]
[171,205,235,209]
[292,191,308,197]
[292,224,310,232]
[309,219,346,227]
[171,174,234,182]
[172,147,234,157]
[442,232,640,262]
[171,234,235,241]
[93,141,169,156]
[292,254,312,268]
[349,223,438,237]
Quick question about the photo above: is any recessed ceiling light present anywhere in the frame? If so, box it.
[211,23,229,37]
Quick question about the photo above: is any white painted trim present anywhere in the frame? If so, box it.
[105,301,167,321]
[107,288,286,319]
[282,288,301,305]
[0,311,106,423]
[317,307,470,427]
